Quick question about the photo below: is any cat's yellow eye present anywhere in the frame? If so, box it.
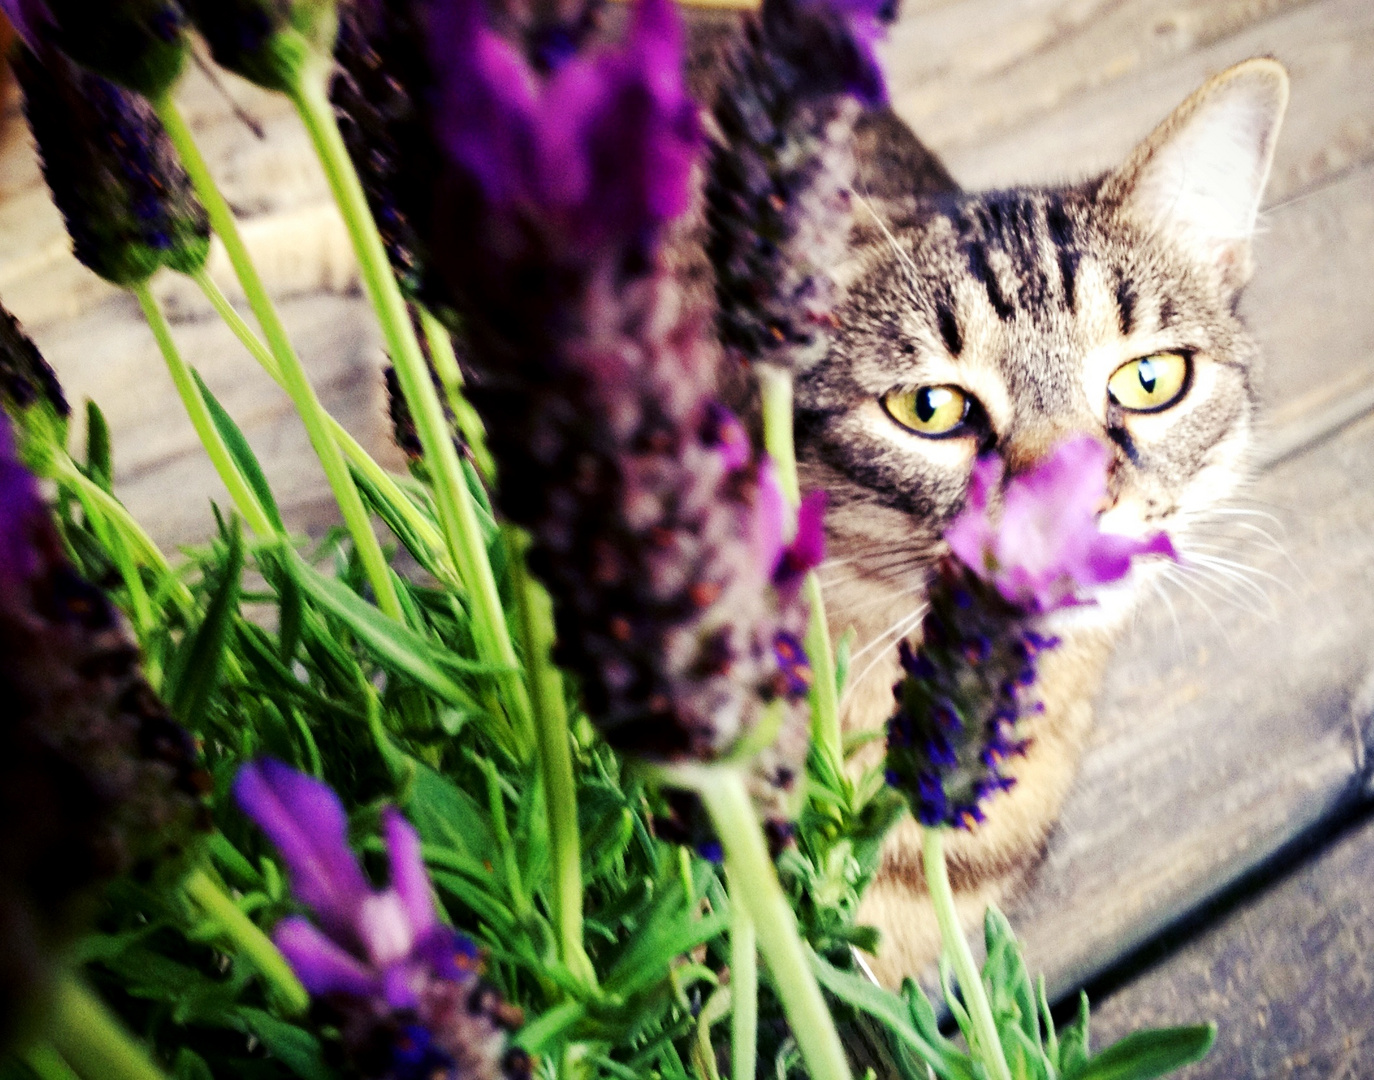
[882,385,970,437]
[1107,353,1190,413]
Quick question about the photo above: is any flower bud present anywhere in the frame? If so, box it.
[15,46,210,286]
[180,0,338,92]
[24,0,191,99]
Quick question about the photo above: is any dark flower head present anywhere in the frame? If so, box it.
[706,0,894,372]
[0,0,190,98]
[423,0,699,261]
[0,411,209,1041]
[0,301,69,483]
[884,564,1042,830]
[181,0,338,92]
[16,45,209,286]
[235,761,526,1080]
[945,436,1177,613]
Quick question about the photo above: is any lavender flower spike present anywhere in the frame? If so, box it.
[0,0,190,99]
[945,435,1177,613]
[0,410,207,1042]
[235,761,529,1080]
[886,436,1177,829]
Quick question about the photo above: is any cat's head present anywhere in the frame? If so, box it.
[798,59,1289,631]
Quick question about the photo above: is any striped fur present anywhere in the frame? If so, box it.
[796,60,1289,983]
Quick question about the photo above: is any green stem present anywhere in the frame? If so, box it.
[191,267,451,571]
[730,898,758,1080]
[288,68,534,754]
[152,94,404,623]
[755,364,845,777]
[21,1044,81,1080]
[51,459,174,580]
[418,306,495,483]
[691,767,852,1080]
[183,868,310,1017]
[45,974,169,1080]
[510,532,596,987]
[921,828,1010,1080]
[133,282,276,537]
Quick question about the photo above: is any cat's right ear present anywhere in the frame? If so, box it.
[1099,58,1289,290]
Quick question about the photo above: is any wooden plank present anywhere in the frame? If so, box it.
[1004,409,1374,999]
[1086,807,1374,1078]
[28,290,400,548]
[888,0,1374,206]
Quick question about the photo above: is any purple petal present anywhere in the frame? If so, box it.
[771,490,828,603]
[753,457,788,582]
[383,807,436,939]
[273,916,376,998]
[233,761,370,941]
[0,413,42,588]
[944,453,1002,573]
[0,0,48,44]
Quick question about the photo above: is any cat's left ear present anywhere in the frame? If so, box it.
[1100,58,1289,290]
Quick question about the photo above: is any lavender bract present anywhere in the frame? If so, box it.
[887,438,1176,828]
[15,44,209,286]
[0,411,207,1041]
[234,761,528,1080]
[945,436,1176,613]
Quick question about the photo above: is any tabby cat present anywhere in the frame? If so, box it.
[795,59,1289,983]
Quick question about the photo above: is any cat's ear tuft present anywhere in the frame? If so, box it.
[1101,58,1289,289]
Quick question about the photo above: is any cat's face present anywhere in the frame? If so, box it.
[798,60,1288,633]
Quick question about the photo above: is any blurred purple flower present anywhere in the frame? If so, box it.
[945,435,1176,612]
[0,412,43,588]
[424,0,698,258]
[235,760,527,1080]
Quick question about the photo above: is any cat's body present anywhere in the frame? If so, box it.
[788,61,1289,983]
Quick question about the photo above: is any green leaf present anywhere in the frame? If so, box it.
[1067,1026,1215,1080]
[277,561,303,664]
[405,762,499,866]
[167,519,243,727]
[286,553,494,710]
[234,1008,338,1080]
[1059,993,1091,1076]
[192,369,285,533]
[85,400,113,492]
[807,949,977,1080]
[984,906,1040,1051]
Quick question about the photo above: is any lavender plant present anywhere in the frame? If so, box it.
[0,2,1221,1080]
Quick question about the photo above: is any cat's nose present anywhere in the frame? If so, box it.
[999,423,1091,476]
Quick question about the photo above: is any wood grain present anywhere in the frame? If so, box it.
[1087,806,1374,1078]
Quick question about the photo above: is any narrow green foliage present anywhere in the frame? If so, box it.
[192,371,286,534]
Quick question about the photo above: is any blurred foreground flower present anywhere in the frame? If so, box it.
[235,760,530,1080]
[707,0,893,372]
[415,0,819,824]
[0,0,189,98]
[887,437,1177,829]
[0,412,206,1041]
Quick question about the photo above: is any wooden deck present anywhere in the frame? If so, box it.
[1,2,1372,1074]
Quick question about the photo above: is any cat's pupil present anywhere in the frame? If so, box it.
[1138,359,1158,394]
[917,388,948,422]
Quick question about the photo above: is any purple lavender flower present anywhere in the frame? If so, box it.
[0,410,208,1040]
[0,0,189,98]
[15,43,209,286]
[423,0,699,263]
[404,0,822,831]
[886,437,1176,828]
[706,0,894,371]
[235,760,529,1080]
[945,435,1177,613]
